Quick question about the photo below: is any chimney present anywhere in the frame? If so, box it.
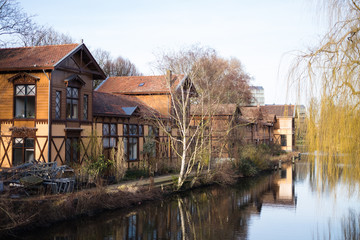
[166,69,172,83]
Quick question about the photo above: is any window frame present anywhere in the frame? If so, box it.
[14,84,36,119]
[83,94,88,120]
[123,124,142,161]
[66,86,79,120]
[65,137,79,164]
[280,134,287,147]
[103,123,117,149]
[12,137,35,166]
[55,91,61,119]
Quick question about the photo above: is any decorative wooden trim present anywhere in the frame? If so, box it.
[10,127,37,138]
[35,119,48,124]
[8,72,40,84]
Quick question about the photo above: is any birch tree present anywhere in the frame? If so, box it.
[153,46,251,189]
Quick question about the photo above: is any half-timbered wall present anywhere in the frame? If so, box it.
[0,72,50,167]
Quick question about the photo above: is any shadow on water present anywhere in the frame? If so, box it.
[8,161,360,240]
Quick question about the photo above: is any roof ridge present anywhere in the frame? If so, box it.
[0,43,79,50]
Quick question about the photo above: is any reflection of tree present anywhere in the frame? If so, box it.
[21,176,277,240]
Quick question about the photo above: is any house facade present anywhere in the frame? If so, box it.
[0,44,106,167]
[261,105,295,151]
[190,104,277,160]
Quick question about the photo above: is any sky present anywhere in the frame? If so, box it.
[18,0,327,105]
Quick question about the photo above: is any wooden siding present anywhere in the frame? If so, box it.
[134,95,171,117]
[0,74,13,119]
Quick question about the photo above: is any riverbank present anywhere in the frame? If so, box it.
[0,152,298,237]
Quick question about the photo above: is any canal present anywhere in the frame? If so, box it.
[12,160,360,239]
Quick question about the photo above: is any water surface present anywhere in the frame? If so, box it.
[13,161,360,239]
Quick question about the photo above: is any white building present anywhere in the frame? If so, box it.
[250,86,264,106]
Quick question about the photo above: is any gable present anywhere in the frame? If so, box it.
[55,44,106,80]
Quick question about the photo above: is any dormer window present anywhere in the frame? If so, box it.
[66,87,78,119]
[14,84,36,118]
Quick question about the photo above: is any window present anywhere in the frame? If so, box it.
[83,94,88,120]
[103,123,117,148]
[14,85,36,118]
[65,137,79,163]
[281,135,287,147]
[13,138,34,166]
[123,124,140,161]
[55,91,61,119]
[147,125,158,158]
[66,87,78,119]
[148,125,159,137]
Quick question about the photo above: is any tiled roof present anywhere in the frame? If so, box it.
[191,104,238,116]
[241,106,276,125]
[96,74,184,94]
[261,105,295,117]
[93,91,160,118]
[0,44,79,71]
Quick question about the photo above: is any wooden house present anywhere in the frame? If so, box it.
[0,43,106,167]
[96,70,197,119]
[261,105,295,151]
[95,71,197,168]
[240,106,276,145]
[190,104,246,159]
[92,91,173,169]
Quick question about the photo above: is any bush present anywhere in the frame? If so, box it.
[85,154,114,181]
[123,169,150,181]
[235,144,275,176]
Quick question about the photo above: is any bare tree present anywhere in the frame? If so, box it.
[0,0,33,46]
[152,46,252,189]
[20,26,74,46]
[92,48,141,77]
[92,48,142,88]
[154,46,252,175]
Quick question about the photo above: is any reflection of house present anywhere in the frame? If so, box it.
[262,164,296,207]
[261,105,295,151]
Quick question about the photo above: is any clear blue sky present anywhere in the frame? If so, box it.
[18,0,326,105]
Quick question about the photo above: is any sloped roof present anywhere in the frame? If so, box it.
[191,104,238,116]
[241,106,276,125]
[96,74,185,95]
[240,106,262,120]
[93,91,160,118]
[261,105,295,117]
[0,44,79,71]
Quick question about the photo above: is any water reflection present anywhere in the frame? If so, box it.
[262,164,297,208]
[12,162,360,240]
